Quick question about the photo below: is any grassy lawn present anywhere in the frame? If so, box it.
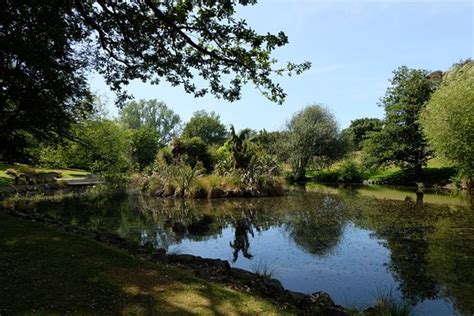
[0,212,290,315]
[306,155,455,186]
[0,162,89,187]
[364,157,453,180]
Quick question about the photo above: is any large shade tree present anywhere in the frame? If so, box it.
[1,0,310,160]
[0,1,93,161]
[363,66,441,180]
[285,104,342,181]
[421,60,474,188]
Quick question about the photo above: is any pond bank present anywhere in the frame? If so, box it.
[3,208,355,315]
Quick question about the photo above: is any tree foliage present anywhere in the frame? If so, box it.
[284,104,342,180]
[130,126,160,171]
[0,0,93,160]
[73,0,310,104]
[421,60,474,185]
[158,137,214,172]
[1,0,309,160]
[363,66,439,179]
[343,118,383,151]
[119,99,180,145]
[227,126,253,169]
[252,129,284,157]
[182,110,228,145]
[39,120,131,174]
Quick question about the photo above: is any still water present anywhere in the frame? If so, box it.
[10,186,474,315]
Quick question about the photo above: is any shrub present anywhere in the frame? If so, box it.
[168,137,214,172]
[338,161,363,184]
[312,169,339,183]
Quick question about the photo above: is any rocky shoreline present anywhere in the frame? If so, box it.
[5,208,354,315]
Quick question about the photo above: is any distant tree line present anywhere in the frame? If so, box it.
[2,56,472,188]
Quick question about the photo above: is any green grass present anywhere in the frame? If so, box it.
[0,212,291,315]
[371,293,413,316]
[0,162,89,186]
[364,166,400,180]
[306,156,456,186]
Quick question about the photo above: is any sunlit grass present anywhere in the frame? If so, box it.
[0,162,89,186]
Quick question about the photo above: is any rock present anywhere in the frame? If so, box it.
[287,291,311,307]
[260,278,285,296]
[363,307,377,316]
[307,291,350,315]
[230,267,257,282]
[201,257,231,272]
[322,308,350,316]
[168,254,200,265]
[310,291,336,308]
[168,254,231,272]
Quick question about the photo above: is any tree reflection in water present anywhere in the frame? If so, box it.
[230,219,254,262]
[287,195,345,257]
[229,209,264,262]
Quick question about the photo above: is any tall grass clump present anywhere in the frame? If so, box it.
[251,259,278,280]
[371,292,413,316]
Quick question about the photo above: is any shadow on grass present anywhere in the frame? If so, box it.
[0,212,286,315]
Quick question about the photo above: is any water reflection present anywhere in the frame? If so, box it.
[287,196,345,256]
[230,219,254,262]
[5,189,474,315]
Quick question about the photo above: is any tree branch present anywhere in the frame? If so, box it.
[74,0,130,66]
[143,0,237,65]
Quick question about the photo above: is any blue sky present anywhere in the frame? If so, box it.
[89,0,473,130]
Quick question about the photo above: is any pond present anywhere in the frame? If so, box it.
[7,186,474,315]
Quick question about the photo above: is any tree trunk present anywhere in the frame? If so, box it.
[414,164,423,183]
[296,157,310,182]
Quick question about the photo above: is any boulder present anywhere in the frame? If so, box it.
[310,291,336,308]
[260,277,285,295]
[230,267,257,282]
[287,291,311,307]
